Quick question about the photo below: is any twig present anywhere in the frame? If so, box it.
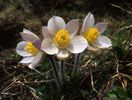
[28,87,41,100]
[119,73,132,80]
[33,68,45,76]
[90,67,99,94]
[1,60,11,75]
[111,55,120,78]
[14,79,55,85]
[0,92,21,96]
[111,4,132,14]
[2,79,18,93]
[111,55,127,89]
[81,59,91,67]
[60,95,65,100]
[116,25,132,33]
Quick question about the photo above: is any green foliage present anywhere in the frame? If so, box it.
[112,26,132,60]
[11,53,22,62]
[108,87,131,100]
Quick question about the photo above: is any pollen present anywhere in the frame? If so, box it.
[54,29,70,48]
[24,42,39,55]
[84,28,99,44]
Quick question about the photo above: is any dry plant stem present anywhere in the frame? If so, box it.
[119,73,132,80]
[111,55,126,89]
[111,55,120,79]
[117,25,132,33]
[50,57,61,89]
[90,67,99,95]
[14,79,55,84]
[1,77,20,93]
[111,4,132,14]
[33,68,44,76]
[27,86,41,100]
[72,54,81,77]
[81,59,91,67]
[60,95,65,100]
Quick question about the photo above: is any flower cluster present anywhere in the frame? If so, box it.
[16,12,112,69]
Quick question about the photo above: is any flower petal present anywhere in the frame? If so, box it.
[95,35,112,48]
[95,22,107,34]
[82,12,95,32]
[67,36,88,53]
[41,38,59,55]
[16,41,32,57]
[28,51,44,69]
[66,19,79,37]
[56,49,69,60]
[22,29,41,48]
[23,28,34,34]
[19,56,34,64]
[33,40,41,49]
[48,16,65,35]
[20,30,40,42]
[42,26,53,38]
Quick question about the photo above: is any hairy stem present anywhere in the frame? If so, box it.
[72,54,81,77]
[50,57,61,89]
[58,60,65,82]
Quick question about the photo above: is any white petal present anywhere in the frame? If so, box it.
[56,49,69,60]
[42,26,53,38]
[16,41,32,57]
[19,56,34,64]
[66,19,79,37]
[28,51,44,69]
[95,35,112,48]
[23,28,34,34]
[95,22,107,34]
[20,31,40,42]
[82,12,95,32]
[22,29,41,49]
[41,38,59,55]
[48,16,65,35]
[67,36,88,53]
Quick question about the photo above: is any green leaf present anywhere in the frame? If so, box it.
[108,91,117,98]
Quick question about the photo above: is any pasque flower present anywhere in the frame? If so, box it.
[82,12,112,50]
[16,29,44,69]
[41,16,88,59]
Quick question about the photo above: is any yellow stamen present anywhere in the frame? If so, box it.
[84,28,99,44]
[54,29,70,48]
[24,42,38,55]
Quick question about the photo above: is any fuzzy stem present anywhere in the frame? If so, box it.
[58,60,65,82]
[50,57,61,89]
[72,54,81,77]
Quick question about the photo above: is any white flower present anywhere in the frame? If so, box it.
[41,16,88,59]
[16,29,44,69]
[82,12,112,50]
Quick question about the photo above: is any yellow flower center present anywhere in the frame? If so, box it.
[84,28,99,44]
[24,42,39,55]
[53,29,70,48]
